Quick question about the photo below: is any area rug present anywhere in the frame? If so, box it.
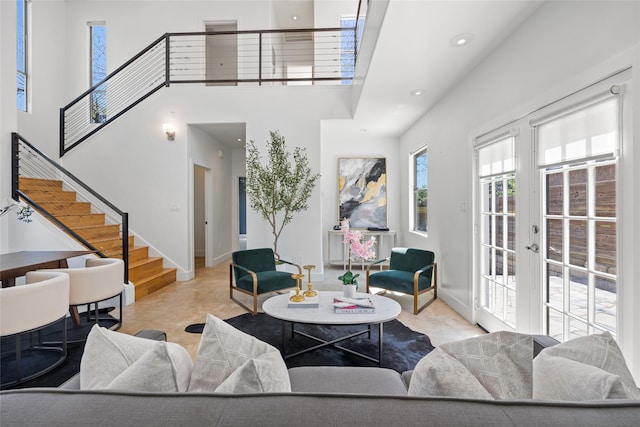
[0,309,118,390]
[185,313,435,373]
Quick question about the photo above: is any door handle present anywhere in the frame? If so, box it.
[526,243,539,253]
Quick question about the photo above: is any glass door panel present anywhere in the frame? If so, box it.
[541,160,617,341]
[479,173,517,328]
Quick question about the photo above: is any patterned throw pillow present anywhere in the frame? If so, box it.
[188,313,291,393]
[80,325,192,391]
[533,331,640,400]
[408,331,533,399]
[105,341,193,392]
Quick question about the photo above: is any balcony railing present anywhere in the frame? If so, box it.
[60,26,359,157]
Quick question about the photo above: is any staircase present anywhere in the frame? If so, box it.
[19,177,177,299]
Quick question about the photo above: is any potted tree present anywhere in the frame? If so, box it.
[245,131,320,260]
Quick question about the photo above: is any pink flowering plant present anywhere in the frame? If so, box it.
[338,218,376,285]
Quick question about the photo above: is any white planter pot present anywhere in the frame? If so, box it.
[343,284,357,298]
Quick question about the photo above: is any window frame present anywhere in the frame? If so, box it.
[339,16,364,85]
[88,21,107,124]
[16,0,28,112]
[411,145,428,235]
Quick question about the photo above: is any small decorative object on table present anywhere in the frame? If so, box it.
[339,218,376,297]
[339,271,359,298]
[332,296,376,314]
[289,273,305,302]
[302,265,317,297]
[287,290,320,308]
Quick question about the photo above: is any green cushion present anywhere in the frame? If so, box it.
[389,248,434,272]
[368,270,433,295]
[369,248,435,295]
[236,271,297,294]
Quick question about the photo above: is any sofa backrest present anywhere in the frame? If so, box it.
[232,248,277,281]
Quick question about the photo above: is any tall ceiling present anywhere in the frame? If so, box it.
[199,0,541,145]
[338,0,541,140]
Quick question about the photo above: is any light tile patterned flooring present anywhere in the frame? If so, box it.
[118,258,485,358]
[547,276,617,337]
[486,275,616,339]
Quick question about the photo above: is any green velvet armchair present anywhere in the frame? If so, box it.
[365,247,437,315]
[230,248,302,314]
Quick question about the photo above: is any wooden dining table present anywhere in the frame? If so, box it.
[0,250,96,325]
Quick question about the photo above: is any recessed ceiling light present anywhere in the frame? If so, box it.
[450,33,474,47]
[291,15,298,21]
[236,138,242,142]
[410,89,425,96]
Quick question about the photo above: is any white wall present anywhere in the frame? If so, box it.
[0,0,17,253]
[57,84,350,279]
[62,1,273,114]
[320,124,400,273]
[11,0,67,160]
[399,0,640,378]
[5,0,351,279]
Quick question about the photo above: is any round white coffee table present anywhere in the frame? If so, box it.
[262,291,401,366]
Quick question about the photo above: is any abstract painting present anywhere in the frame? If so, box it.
[338,157,387,228]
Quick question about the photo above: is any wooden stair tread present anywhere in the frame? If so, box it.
[128,257,164,269]
[133,267,177,284]
[133,268,177,300]
[87,235,132,244]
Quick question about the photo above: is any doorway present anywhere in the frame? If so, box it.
[205,22,238,86]
[193,164,211,267]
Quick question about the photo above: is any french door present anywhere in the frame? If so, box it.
[474,70,629,338]
[474,128,537,333]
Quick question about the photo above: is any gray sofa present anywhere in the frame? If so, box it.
[1,334,639,426]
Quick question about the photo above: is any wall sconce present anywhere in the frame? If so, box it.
[162,123,176,141]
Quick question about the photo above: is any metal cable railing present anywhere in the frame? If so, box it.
[12,133,129,283]
[61,35,168,156]
[60,26,360,156]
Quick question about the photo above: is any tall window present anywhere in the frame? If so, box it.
[89,22,107,123]
[340,17,364,85]
[412,146,428,232]
[16,0,28,111]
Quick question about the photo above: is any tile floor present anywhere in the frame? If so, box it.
[118,258,485,358]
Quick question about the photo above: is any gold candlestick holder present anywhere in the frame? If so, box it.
[303,265,317,297]
[290,273,305,302]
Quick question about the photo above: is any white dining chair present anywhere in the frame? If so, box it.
[0,271,70,387]
[47,257,125,334]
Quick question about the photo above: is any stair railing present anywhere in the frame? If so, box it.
[12,133,129,284]
[60,25,360,157]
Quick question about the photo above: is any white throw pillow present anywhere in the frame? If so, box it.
[106,341,193,392]
[188,313,291,393]
[408,331,533,400]
[533,331,640,400]
[80,325,192,391]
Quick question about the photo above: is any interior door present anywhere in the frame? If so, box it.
[205,22,238,86]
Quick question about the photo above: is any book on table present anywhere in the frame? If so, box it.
[332,296,376,314]
[287,291,320,308]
